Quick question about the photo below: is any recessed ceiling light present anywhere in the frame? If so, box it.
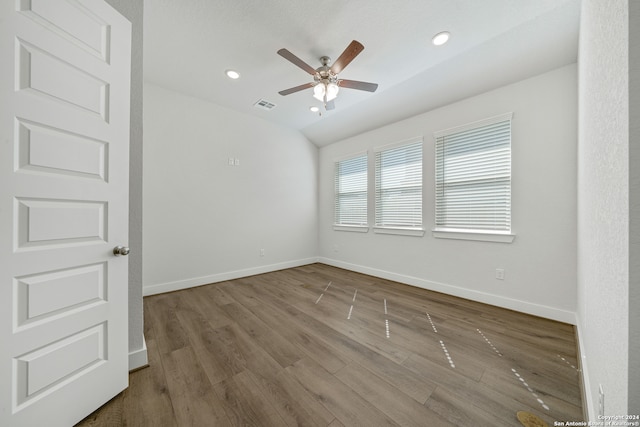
[432,31,450,46]
[309,106,320,113]
[225,69,240,79]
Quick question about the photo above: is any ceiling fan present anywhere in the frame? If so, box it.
[277,40,378,110]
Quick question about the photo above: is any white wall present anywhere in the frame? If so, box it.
[577,0,631,418]
[143,83,318,295]
[629,0,640,414]
[318,65,578,323]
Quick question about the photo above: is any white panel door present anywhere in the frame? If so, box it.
[0,1,131,426]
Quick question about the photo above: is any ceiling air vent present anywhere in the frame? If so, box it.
[254,99,277,111]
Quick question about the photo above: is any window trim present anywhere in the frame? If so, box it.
[373,136,424,154]
[432,113,515,243]
[374,226,425,237]
[334,224,370,233]
[432,112,513,140]
[333,151,369,229]
[432,228,515,243]
[373,136,424,233]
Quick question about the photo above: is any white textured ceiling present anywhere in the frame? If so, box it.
[144,0,581,146]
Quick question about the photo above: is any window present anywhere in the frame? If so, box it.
[374,138,423,235]
[434,113,514,242]
[334,153,368,230]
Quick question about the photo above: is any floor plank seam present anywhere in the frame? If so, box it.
[78,264,583,427]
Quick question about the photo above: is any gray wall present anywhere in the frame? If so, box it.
[104,0,145,368]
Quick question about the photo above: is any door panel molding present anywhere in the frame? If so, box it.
[1,1,131,425]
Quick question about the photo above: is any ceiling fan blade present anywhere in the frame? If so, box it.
[339,79,378,92]
[330,40,364,75]
[277,48,317,75]
[325,100,335,110]
[278,82,314,96]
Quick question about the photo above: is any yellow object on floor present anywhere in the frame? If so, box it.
[517,411,549,427]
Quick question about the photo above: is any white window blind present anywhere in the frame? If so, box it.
[334,154,368,226]
[435,113,512,232]
[375,139,423,228]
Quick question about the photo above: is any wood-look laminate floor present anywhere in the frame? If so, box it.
[77,263,583,427]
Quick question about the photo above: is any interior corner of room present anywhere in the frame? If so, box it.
[1,0,637,425]
[135,0,636,421]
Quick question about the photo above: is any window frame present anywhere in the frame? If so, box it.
[373,137,425,237]
[333,151,369,233]
[432,113,515,243]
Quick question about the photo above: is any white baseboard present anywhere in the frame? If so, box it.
[128,336,148,371]
[318,257,576,325]
[575,314,594,421]
[143,257,319,296]
[144,255,577,323]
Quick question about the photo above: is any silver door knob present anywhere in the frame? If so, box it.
[113,246,130,256]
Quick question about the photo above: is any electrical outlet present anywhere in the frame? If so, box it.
[496,269,505,280]
[228,157,234,166]
[234,158,240,166]
[260,248,265,257]
[599,384,605,417]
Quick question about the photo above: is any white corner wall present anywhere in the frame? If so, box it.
[630,0,640,414]
[143,83,318,295]
[318,65,578,323]
[577,0,631,419]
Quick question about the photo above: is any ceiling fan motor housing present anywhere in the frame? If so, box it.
[315,56,338,84]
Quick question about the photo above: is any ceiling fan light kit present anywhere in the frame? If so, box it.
[277,40,378,110]
[313,81,339,102]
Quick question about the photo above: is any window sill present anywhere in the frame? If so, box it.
[333,225,369,233]
[373,227,425,237]
[432,228,515,243]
